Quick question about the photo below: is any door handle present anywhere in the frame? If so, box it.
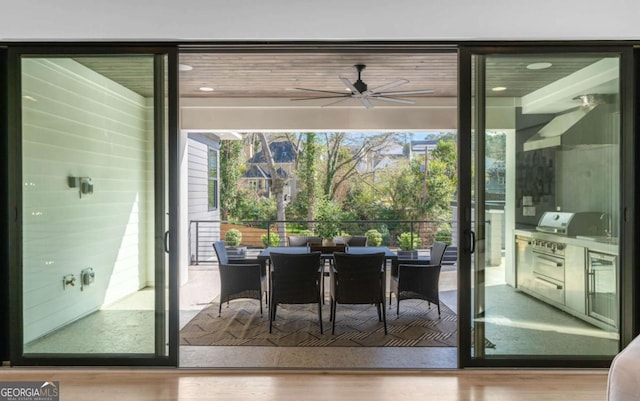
[469,230,476,254]
[164,230,170,253]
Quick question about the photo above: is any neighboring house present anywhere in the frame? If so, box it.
[241,140,299,200]
[410,139,440,159]
[357,140,408,175]
[187,133,221,263]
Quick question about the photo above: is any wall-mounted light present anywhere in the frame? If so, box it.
[68,176,94,199]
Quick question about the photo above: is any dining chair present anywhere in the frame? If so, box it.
[347,235,368,246]
[212,241,268,317]
[287,235,322,246]
[330,252,387,335]
[268,251,324,334]
[389,241,448,316]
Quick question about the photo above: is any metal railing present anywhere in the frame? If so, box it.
[189,219,456,265]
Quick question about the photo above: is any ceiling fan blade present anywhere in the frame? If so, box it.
[359,97,374,109]
[374,89,435,96]
[291,95,351,101]
[369,96,415,105]
[295,87,351,95]
[322,97,352,107]
[340,77,359,94]
[367,79,409,94]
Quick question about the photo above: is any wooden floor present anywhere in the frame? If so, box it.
[0,369,609,400]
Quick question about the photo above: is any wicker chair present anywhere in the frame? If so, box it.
[268,251,324,334]
[212,241,268,317]
[330,252,387,335]
[347,235,368,246]
[389,241,448,316]
[287,235,322,246]
[333,235,367,246]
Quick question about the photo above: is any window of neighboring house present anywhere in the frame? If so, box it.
[208,147,218,210]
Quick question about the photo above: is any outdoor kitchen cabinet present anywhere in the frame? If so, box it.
[564,244,586,314]
[515,235,533,290]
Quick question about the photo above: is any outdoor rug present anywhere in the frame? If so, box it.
[181,298,460,347]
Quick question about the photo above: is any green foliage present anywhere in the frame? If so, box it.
[435,228,453,245]
[294,132,319,220]
[314,198,342,239]
[486,132,506,162]
[398,232,421,251]
[233,190,277,223]
[225,229,242,247]
[365,229,383,246]
[219,140,243,220]
[261,232,280,247]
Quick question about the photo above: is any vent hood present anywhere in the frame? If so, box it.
[523,94,617,151]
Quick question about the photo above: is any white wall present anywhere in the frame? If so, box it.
[1,0,639,41]
[22,58,154,342]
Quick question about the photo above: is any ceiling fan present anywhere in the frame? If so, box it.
[291,64,434,108]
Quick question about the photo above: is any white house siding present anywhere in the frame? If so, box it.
[187,134,220,263]
[21,58,154,343]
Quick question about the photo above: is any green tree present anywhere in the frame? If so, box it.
[320,132,397,201]
[376,140,456,222]
[219,140,243,220]
[296,132,318,224]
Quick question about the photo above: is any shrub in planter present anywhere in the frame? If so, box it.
[225,228,242,247]
[261,232,280,247]
[435,228,452,245]
[398,232,421,251]
[365,229,383,246]
[397,232,421,259]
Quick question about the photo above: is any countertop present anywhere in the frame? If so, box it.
[514,229,618,255]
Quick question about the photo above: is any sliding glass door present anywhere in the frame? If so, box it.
[7,46,179,365]
[458,46,634,367]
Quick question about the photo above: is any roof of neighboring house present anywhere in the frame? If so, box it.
[243,165,270,178]
[242,165,289,179]
[247,141,298,164]
[411,139,440,152]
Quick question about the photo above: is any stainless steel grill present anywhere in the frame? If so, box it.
[536,211,605,237]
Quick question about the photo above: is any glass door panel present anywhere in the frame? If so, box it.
[464,50,622,363]
[12,50,176,363]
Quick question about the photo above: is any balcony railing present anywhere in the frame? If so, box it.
[189,219,457,265]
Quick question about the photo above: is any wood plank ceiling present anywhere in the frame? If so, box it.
[73,52,606,103]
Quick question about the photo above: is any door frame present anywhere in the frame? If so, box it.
[6,45,180,366]
[458,44,636,368]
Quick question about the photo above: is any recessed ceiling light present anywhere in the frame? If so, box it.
[491,86,507,92]
[179,64,193,71]
[198,87,214,92]
[526,62,552,70]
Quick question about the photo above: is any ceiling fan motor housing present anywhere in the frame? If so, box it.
[353,64,368,93]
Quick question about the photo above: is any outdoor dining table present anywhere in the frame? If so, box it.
[256,246,398,262]
[257,246,399,301]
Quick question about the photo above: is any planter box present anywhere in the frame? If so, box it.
[226,246,247,260]
[397,250,419,259]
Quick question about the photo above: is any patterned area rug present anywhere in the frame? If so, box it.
[181,298,458,347]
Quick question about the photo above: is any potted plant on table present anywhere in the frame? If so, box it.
[314,199,342,246]
[397,232,421,259]
[225,228,246,258]
[315,219,340,246]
